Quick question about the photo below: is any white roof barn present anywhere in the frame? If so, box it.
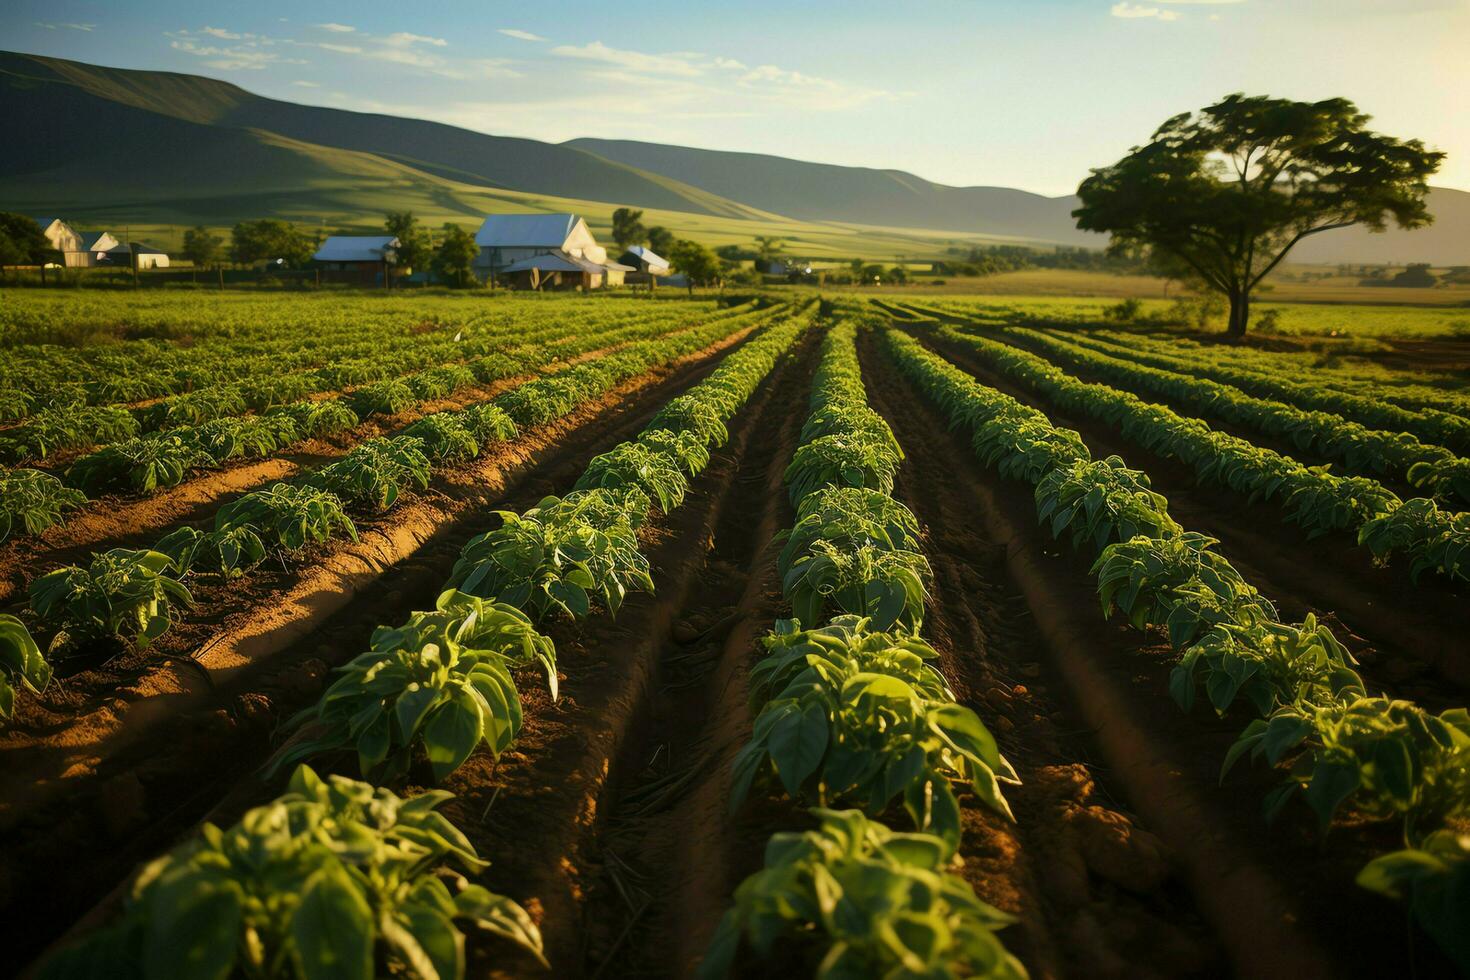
[313,235,399,264]
[473,212,628,289]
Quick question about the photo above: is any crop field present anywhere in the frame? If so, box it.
[0,289,1467,979]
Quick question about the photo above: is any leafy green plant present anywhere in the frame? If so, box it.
[1,405,140,461]
[37,765,545,980]
[404,413,480,461]
[1172,616,1364,717]
[574,443,689,514]
[275,590,555,782]
[310,437,431,512]
[455,403,517,445]
[0,468,87,541]
[144,385,248,430]
[782,540,931,633]
[1093,531,1275,647]
[785,432,900,506]
[29,548,192,651]
[448,491,653,620]
[183,414,302,464]
[635,428,710,476]
[1035,455,1177,551]
[700,808,1024,980]
[66,436,205,494]
[1225,697,1470,838]
[1356,830,1470,973]
[0,614,50,723]
[645,393,729,447]
[351,379,417,418]
[777,486,922,581]
[732,617,1016,848]
[212,483,358,559]
[267,399,360,439]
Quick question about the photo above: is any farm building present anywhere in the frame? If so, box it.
[77,231,121,265]
[312,235,399,285]
[620,245,671,277]
[104,242,171,269]
[473,213,632,290]
[32,217,87,267]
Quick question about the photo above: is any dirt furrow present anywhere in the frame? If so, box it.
[861,326,1453,979]
[424,332,820,979]
[902,321,1469,702]
[858,329,1218,979]
[0,329,763,970]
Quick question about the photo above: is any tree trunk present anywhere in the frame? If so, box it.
[1226,289,1250,339]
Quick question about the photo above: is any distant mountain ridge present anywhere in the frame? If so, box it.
[1,50,1465,264]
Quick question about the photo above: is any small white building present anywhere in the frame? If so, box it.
[33,217,87,267]
[620,245,671,276]
[105,242,171,269]
[77,231,122,265]
[473,213,630,289]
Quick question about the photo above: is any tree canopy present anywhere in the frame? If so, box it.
[1073,93,1444,336]
[432,224,479,288]
[182,226,223,269]
[230,220,315,268]
[669,239,721,294]
[0,213,56,272]
[646,225,674,256]
[384,211,430,272]
[611,208,646,250]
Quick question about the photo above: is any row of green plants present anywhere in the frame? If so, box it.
[927,323,1470,583]
[1052,327,1470,454]
[1075,325,1470,424]
[996,325,1470,507]
[0,304,759,536]
[0,294,692,422]
[34,309,810,979]
[0,306,784,726]
[0,299,734,468]
[881,326,1470,972]
[704,319,1026,979]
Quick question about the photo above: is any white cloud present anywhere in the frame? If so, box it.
[738,64,890,109]
[291,80,320,87]
[317,23,355,33]
[499,28,546,42]
[34,21,96,31]
[1111,2,1181,18]
[384,32,448,48]
[167,31,308,70]
[550,41,704,77]
[313,42,364,55]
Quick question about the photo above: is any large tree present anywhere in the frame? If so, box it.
[1073,94,1443,337]
[611,208,646,250]
[182,226,223,269]
[432,224,480,288]
[384,211,429,273]
[230,220,314,268]
[0,213,57,283]
[646,225,674,256]
[668,239,721,296]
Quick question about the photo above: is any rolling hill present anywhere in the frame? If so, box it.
[2,50,1466,264]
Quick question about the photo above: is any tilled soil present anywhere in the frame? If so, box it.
[2,326,759,970]
[901,317,1470,700]
[857,326,1456,979]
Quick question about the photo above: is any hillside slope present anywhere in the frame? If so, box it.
[0,51,767,222]
[568,137,1095,244]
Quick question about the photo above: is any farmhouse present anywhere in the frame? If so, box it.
[474,213,632,290]
[312,235,399,285]
[77,231,121,265]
